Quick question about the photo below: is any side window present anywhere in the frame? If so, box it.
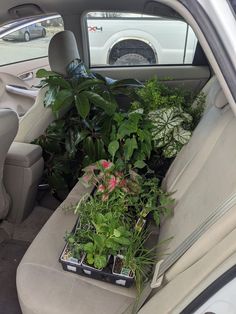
[0,15,64,66]
[182,267,236,314]
[193,277,236,314]
[86,12,198,67]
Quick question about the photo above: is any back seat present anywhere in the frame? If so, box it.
[16,76,235,314]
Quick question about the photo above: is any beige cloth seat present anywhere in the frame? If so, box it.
[15,30,80,143]
[17,76,234,314]
[0,109,18,220]
[17,183,136,314]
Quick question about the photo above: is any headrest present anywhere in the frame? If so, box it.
[48,30,80,76]
[215,89,228,109]
[204,76,228,111]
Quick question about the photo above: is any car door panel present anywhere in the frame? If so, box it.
[93,65,210,95]
[0,56,49,86]
[0,57,50,115]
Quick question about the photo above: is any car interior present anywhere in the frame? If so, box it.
[0,0,236,314]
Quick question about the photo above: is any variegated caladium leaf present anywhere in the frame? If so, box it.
[150,107,193,158]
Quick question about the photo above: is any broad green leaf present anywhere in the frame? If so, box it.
[75,92,90,119]
[113,237,130,245]
[83,242,94,253]
[117,120,138,139]
[86,253,94,265]
[114,229,121,238]
[74,130,90,145]
[163,143,179,158]
[94,255,107,269]
[83,91,117,115]
[65,130,77,158]
[173,126,191,145]
[93,234,104,248]
[36,69,58,78]
[95,139,106,160]
[44,86,60,108]
[124,137,138,161]
[108,140,119,160]
[47,76,71,89]
[52,89,73,113]
[83,137,95,159]
[134,160,146,169]
[110,78,142,89]
[77,79,104,92]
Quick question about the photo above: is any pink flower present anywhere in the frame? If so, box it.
[98,184,105,192]
[108,176,118,192]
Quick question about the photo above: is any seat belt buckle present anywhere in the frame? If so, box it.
[150,260,164,289]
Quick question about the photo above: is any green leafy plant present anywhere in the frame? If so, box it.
[108,110,153,169]
[119,231,157,294]
[81,160,141,201]
[149,107,193,158]
[68,197,132,269]
[127,177,174,228]
[131,77,205,159]
[82,212,131,269]
[34,66,140,194]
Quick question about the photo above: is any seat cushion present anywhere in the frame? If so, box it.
[17,181,136,314]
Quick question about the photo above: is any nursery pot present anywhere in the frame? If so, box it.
[81,254,110,272]
[60,244,83,266]
[112,255,134,279]
[135,217,146,233]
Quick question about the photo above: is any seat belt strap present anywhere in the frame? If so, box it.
[135,192,236,313]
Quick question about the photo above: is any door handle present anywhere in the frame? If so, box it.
[18,72,34,81]
[6,84,38,99]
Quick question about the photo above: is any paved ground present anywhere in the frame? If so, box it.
[0,37,51,66]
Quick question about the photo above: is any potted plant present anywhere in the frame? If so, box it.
[112,230,156,293]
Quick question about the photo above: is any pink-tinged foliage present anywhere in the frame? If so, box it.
[99,160,113,170]
[82,160,140,202]
[108,176,118,192]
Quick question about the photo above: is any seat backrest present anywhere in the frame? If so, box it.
[162,76,229,201]
[15,30,80,143]
[158,77,236,279]
[0,109,18,219]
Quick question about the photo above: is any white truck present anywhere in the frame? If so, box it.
[87,14,198,66]
[0,13,197,67]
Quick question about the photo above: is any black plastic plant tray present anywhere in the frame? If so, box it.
[59,242,134,288]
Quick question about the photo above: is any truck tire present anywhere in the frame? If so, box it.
[113,53,150,66]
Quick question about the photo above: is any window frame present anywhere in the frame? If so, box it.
[84,11,201,69]
[181,265,236,314]
[0,13,63,67]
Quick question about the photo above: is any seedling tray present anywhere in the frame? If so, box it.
[59,242,134,288]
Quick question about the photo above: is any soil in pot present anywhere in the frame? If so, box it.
[113,255,134,278]
[61,245,83,265]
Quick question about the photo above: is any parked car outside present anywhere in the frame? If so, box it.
[3,23,46,42]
